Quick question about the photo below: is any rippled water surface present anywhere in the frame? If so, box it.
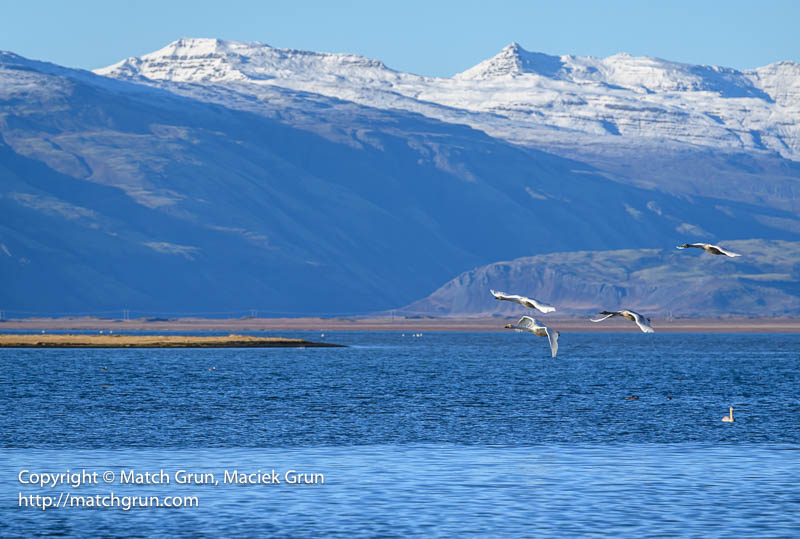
[1,331,798,536]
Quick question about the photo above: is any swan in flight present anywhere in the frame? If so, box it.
[590,310,655,333]
[722,407,735,423]
[490,289,555,314]
[505,316,559,357]
[677,243,741,257]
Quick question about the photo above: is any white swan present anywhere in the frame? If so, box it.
[590,310,655,333]
[490,289,555,313]
[505,315,559,357]
[722,407,735,423]
[677,243,741,257]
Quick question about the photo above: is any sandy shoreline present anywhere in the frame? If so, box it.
[0,334,343,348]
[1,316,799,333]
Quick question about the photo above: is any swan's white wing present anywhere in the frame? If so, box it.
[544,327,559,357]
[635,319,655,333]
[631,312,655,333]
[529,298,556,313]
[491,290,526,306]
[590,312,616,323]
[713,245,741,257]
[516,295,556,313]
[517,316,537,330]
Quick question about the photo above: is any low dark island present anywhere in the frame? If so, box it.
[0,334,344,348]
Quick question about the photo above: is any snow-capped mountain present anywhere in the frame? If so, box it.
[96,37,800,155]
[98,38,401,85]
[96,38,800,212]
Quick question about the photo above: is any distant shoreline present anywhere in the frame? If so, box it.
[1,316,799,333]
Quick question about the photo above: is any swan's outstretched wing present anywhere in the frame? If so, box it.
[590,311,617,323]
[491,289,524,304]
[630,311,655,333]
[529,298,556,314]
[516,316,537,331]
[713,245,741,258]
[544,327,559,357]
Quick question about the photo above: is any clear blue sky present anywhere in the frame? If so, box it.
[2,0,798,75]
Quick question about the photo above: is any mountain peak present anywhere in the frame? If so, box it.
[455,43,565,80]
[150,37,271,58]
[455,45,772,98]
[95,37,393,83]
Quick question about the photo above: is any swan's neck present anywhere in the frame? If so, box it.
[729,407,734,419]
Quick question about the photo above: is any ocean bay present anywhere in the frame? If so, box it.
[1,331,798,535]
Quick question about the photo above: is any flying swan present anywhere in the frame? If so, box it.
[490,289,555,314]
[590,310,655,333]
[677,243,741,257]
[505,315,559,357]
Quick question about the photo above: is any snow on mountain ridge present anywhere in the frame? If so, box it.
[457,43,769,98]
[751,61,800,106]
[96,37,400,85]
[93,39,800,179]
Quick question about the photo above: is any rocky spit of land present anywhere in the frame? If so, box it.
[0,333,344,348]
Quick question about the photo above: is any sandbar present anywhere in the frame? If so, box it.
[0,334,344,348]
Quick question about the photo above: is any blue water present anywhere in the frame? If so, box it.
[1,332,799,536]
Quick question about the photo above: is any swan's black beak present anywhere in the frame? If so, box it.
[504,324,511,328]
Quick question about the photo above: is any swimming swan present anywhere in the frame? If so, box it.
[590,310,655,333]
[490,289,556,314]
[677,243,741,257]
[722,407,735,423]
[505,315,559,357]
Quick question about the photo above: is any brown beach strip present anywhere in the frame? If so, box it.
[2,316,800,333]
[0,334,344,348]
